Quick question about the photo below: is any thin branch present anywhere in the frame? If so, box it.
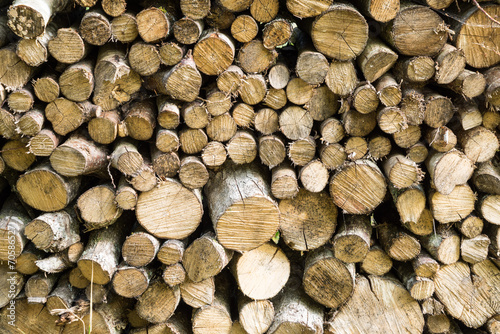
[472,0,500,26]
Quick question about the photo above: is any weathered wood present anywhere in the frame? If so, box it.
[128,42,161,77]
[426,149,474,195]
[112,264,152,298]
[333,215,371,263]
[271,163,299,200]
[378,222,421,261]
[122,231,159,267]
[0,44,35,90]
[77,183,122,230]
[80,8,112,46]
[180,276,215,308]
[48,26,89,64]
[430,185,475,224]
[163,262,186,287]
[111,11,139,43]
[136,6,175,42]
[360,245,393,276]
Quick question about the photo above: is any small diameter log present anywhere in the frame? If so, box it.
[474,160,500,195]
[342,109,377,137]
[262,17,293,49]
[225,129,255,164]
[152,148,180,179]
[286,0,332,18]
[111,139,144,176]
[295,38,329,85]
[399,87,425,127]
[424,91,455,129]
[279,106,313,140]
[383,153,421,189]
[461,234,490,264]
[79,8,112,46]
[326,275,424,334]
[156,128,179,153]
[33,73,60,103]
[16,243,43,275]
[344,136,369,159]
[452,4,500,68]
[259,135,286,168]
[173,17,204,45]
[25,272,59,303]
[206,113,237,142]
[305,86,338,121]
[396,262,435,301]
[77,216,130,285]
[434,261,500,328]
[157,239,185,265]
[179,127,208,154]
[205,162,279,252]
[112,264,153,298]
[286,77,313,106]
[232,242,290,300]
[7,0,69,39]
[434,44,466,84]
[456,99,483,131]
[378,222,421,261]
[85,283,110,305]
[50,132,108,177]
[218,65,245,94]
[35,250,74,273]
[420,224,461,265]
[2,139,36,172]
[45,274,77,314]
[179,155,209,189]
[45,99,99,136]
[128,42,161,77]
[249,0,279,23]
[18,108,44,136]
[320,117,345,144]
[29,128,59,157]
[24,210,80,253]
[368,135,392,160]
[288,136,316,166]
[333,215,372,263]
[447,69,486,99]
[0,196,30,261]
[311,3,368,61]
[48,27,89,64]
[7,86,34,112]
[390,184,426,234]
[353,82,379,114]
[271,163,299,200]
[0,44,35,90]
[303,247,354,308]
[122,232,160,267]
[325,60,358,97]
[320,143,347,169]
[376,74,401,107]
[264,88,287,111]
[430,185,475,224]
[102,0,126,17]
[130,162,157,191]
[77,183,122,230]
[487,316,500,334]
[159,41,186,66]
[352,0,399,22]
[426,149,474,195]
[395,56,435,84]
[377,107,407,135]
[238,39,277,74]
[163,263,187,287]
[254,108,278,135]
[240,74,267,105]
[93,44,141,110]
[147,51,202,102]
[268,62,290,89]
[136,7,175,43]
[180,276,215,308]
[136,179,203,239]
[357,37,398,83]
[68,267,90,289]
[299,159,329,193]
[231,15,258,44]
[111,12,139,43]
[202,141,227,168]
[206,88,232,117]
[238,295,275,334]
[480,195,500,226]
[124,99,156,141]
[457,126,500,164]
[180,0,210,19]
[458,215,484,239]
[329,160,386,214]
[183,232,233,282]
[425,126,457,153]
[279,189,337,251]
[412,250,439,278]
[193,30,235,76]
[406,142,428,163]
[17,162,80,212]
[192,273,233,334]
[360,245,393,276]
[157,96,180,129]
[88,110,119,145]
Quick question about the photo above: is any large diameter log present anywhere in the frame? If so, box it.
[77,216,130,285]
[434,260,500,328]
[325,275,424,334]
[136,179,203,239]
[205,162,280,252]
[278,189,337,251]
[329,160,386,214]
[231,242,290,300]
[7,0,70,39]
[452,4,500,68]
[382,2,447,56]
[310,3,368,61]
[17,162,80,212]
[303,247,354,308]
[0,298,61,334]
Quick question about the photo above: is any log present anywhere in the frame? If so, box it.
[325,60,358,96]
[0,260,24,309]
[77,216,130,284]
[320,117,345,144]
[390,184,426,234]
[162,263,186,287]
[7,86,34,112]
[123,98,156,141]
[357,37,398,83]
[238,295,274,334]
[122,231,159,267]
[426,149,474,195]
[458,215,484,239]
[448,69,486,99]
[205,3,235,30]
[259,135,286,168]
[159,41,186,66]
[206,113,237,142]
[420,224,461,264]
[45,98,100,136]
[376,73,402,107]
[15,243,43,275]
[205,162,279,252]
[383,153,421,189]
[0,44,35,90]
[2,139,36,172]
[271,163,299,200]
[173,17,204,45]
[351,0,399,22]
[425,125,457,153]
[299,159,329,193]
[16,162,80,212]
[33,73,60,103]
[412,250,439,278]
[80,8,112,46]
[278,189,337,251]
[180,276,215,308]
[240,74,267,105]
[333,215,372,263]
[377,106,406,134]
[193,30,235,76]
[102,0,127,17]
[47,26,90,64]
[181,0,210,20]
[18,108,44,136]
[157,239,185,265]
[112,264,152,298]
[0,298,61,333]
[217,65,245,94]
[128,42,161,77]
[136,179,203,239]
[179,127,208,154]
[179,155,209,189]
[288,136,316,166]
[378,222,421,261]
[325,275,425,334]
[406,142,428,163]
[434,43,466,85]
[457,126,499,164]
[429,185,475,224]
[68,266,90,289]
[231,242,290,300]
[303,247,354,308]
[77,183,122,230]
[456,99,483,131]
[295,33,329,85]
[360,245,393,276]
[88,110,120,145]
[396,262,435,301]
[368,135,392,160]
[111,12,139,43]
[201,141,227,168]
[461,234,490,264]
[480,195,500,226]
[279,106,313,140]
[424,91,455,128]
[45,273,77,313]
[310,3,368,61]
[136,6,175,42]
[206,88,232,116]
[268,62,290,90]
[320,143,347,169]
[25,272,59,303]
[342,109,377,137]
[254,108,278,135]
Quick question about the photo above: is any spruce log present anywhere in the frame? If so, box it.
[254,108,278,135]
[299,159,329,193]
[303,247,354,308]
[179,127,208,154]
[457,126,499,164]
[279,189,337,251]
[88,110,120,145]
[238,39,277,74]
[29,129,59,156]
[320,143,347,170]
[351,0,399,22]
[136,178,203,239]
[206,112,237,142]
[279,106,313,140]
[425,126,457,153]
[458,215,484,239]
[424,91,455,128]
[179,155,209,189]
[240,74,267,105]
[217,65,245,94]
[320,117,345,144]
[263,88,287,113]
[181,0,210,19]
[77,216,130,284]
[342,109,377,137]
[325,275,424,334]
[480,195,500,226]
[377,106,406,134]
[288,136,316,166]
[353,82,379,114]
[406,142,428,163]
[205,162,280,252]
[268,62,290,89]
[223,129,256,163]
[231,242,290,300]
[249,0,279,23]
[383,153,421,189]
[173,17,204,45]
[286,0,332,18]
[368,135,392,160]
[102,0,127,17]
[329,160,386,214]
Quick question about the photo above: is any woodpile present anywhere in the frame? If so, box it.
[1,0,500,333]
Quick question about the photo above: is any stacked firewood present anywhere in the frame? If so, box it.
[1,0,500,333]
